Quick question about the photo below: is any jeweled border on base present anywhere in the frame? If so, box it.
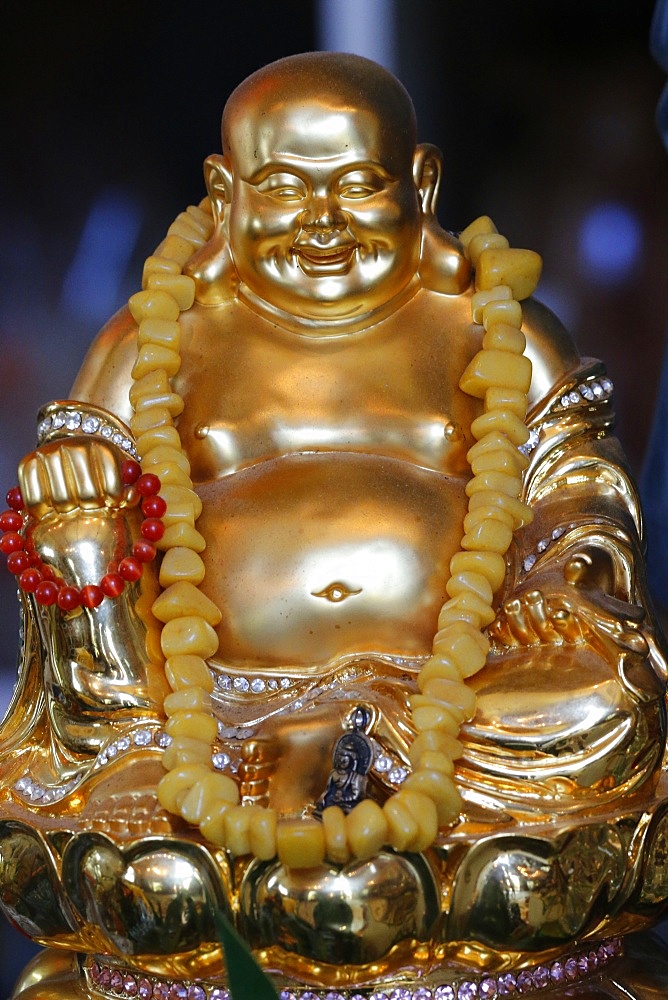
[84,936,622,999]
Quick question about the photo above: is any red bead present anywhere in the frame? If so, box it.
[100,573,125,598]
[141,495,167,518]
[141,517,165,541]
[0,510,22,532]
[35,580,59,606]
[7,551,30,574]
[19,568,42,592]
[5,487,23,512]
[27,552,42,567]
[132,540,157,563]
[118,556,143,582]
[120,459,142,486]
[40,564,59,581]
[57,586,81,612]
[80,585,104,609]
[136,473,161,497]
[0,532,24,554]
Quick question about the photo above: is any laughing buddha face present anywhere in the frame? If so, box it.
[202,53,452,330]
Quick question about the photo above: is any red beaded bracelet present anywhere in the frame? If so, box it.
[0,460,163,611]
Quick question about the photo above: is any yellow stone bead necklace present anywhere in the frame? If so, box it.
[127,201,539,867]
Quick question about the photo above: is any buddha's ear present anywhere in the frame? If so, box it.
[412,143,442,217]
[204,154,234,226]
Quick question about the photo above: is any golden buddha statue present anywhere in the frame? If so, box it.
[1,52,668,1000]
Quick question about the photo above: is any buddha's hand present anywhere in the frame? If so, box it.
[488,552,648,655]
[18,438,127,520]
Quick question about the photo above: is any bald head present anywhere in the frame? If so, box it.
[222,52,417,176]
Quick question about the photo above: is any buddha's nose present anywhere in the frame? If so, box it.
[300,195,347,234]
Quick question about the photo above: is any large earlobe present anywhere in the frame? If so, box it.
[185,154,238,305]
[204,153,234,226]
[413,143,442,216]
[414,144,471,295]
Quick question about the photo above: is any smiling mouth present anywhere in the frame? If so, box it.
[294,243,358,275]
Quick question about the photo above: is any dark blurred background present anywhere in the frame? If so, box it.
[1,0,667,993]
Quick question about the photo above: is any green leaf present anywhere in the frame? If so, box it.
[215,908,279,1000]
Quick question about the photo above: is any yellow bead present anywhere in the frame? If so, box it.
[482,323,526,354]
[200,801,234,845]
[132,344,181,380]
[165,709,219,744]
[383,795,420,852]
[157,522,207,553]
[476,247,542,301]
[153,581,222,625]
[162,736,213,769]
[402,769,462,826]
[129,289,180,323]
[167,216,208,248]
[149,462,193,490]
[134,391,185,418]
[147,272,196,311]
[418,656,462,686]
[130,406,173,438]
[142,255,181,287]
[482,298,523,331]
[463,507,513,536]
[165,654,214,692]
[136,425,184,456]
[130,369,170,405]
[160,616,219,659]
[467,489,533,529]
[142,445,191,474]
[322,806,350,864]
[180,771,240,824]
[277,820,326,868]
[137,317,181,350]
[459,350,532,398]
[465,470,522,499]
[164,686,213,715]
[446,570,494,605]
[157,762,211,813]
[432,624,489,678]
[410,701,461,736]
[470,409,529,447]
[160,486,203,521]
[408,729,463,765]
[422,677,477,718]
[159,550,207,588]
[461,520,514,555]
[390,790,438,851]
[224,805,257,856]
[458,216,497,250]
[417,750,456,776]
[469,447,526,478]
[249,808,278,861]
[471,285,512,324]
[467,232,509,267]
[437,592,496,628]
[484,387,527,420]
[160,234,198,267]
[449,550,507,593]
[345,800,388,859]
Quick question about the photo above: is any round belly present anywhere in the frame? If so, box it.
[196,453,468,671]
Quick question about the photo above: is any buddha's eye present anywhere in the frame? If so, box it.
[337,170,386,200]
[255,173,307,202]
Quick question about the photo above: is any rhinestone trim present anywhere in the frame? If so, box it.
[557,375,613,412]
[84,936,623,999]
[37,407,139,459]
[521,525,569,574]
